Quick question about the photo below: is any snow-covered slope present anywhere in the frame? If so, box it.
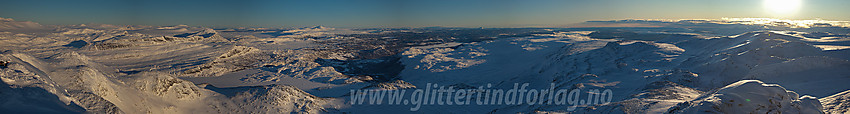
[2,18,850,113]
[390,30,846,113]
[0,51,331,113]
[821,89,850,113]
[745,56,850,97]
[669,80,822,113]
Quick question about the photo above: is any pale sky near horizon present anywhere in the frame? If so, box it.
[1,0,848,28]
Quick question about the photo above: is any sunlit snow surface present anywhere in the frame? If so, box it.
[1,17,850,113]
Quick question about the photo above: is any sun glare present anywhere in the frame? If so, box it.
[763,0,802,16]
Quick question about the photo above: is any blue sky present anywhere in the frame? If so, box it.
[1,0,848,28]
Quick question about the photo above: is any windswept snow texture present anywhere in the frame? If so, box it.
[1,17,850,113]
[821,89,850,114]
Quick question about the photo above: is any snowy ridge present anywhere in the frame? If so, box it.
[393,30,842,113]
[744,56,850,96]
[400,42,486,72]
[0,51,330,113]
[203,84,330,113]
[681,31,847,87]
[2,18,850,113]
[668,80,822,113]
[265,26,353,38]
[183,46,271,77]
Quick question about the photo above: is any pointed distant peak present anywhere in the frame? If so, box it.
[200,28,217,33]
[300,25,334,31]
[310,25,326,29]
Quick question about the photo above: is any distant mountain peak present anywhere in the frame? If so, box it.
[0,17,14,22]
[310,25,326,29]
[301,25,333,31]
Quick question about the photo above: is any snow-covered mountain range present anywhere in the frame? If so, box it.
[1,17,849,113]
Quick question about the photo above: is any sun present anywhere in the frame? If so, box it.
[763,0,802,16]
